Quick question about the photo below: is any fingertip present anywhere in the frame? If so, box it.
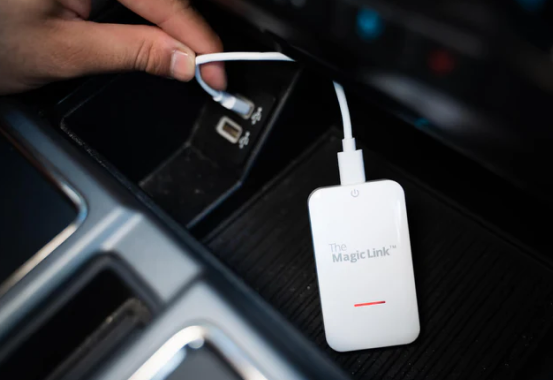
[171,49,196,82]
[201,61,227,91]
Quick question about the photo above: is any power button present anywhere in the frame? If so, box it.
[351,189,359,197]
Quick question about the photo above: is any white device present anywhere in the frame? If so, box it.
[195,52,420,352]
[308,180,420,352]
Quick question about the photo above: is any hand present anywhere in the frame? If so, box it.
[0,0,226,94]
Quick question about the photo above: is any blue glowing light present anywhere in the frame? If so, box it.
[516,0,546,12]
[356,8,384,41]
[414,118,430,128]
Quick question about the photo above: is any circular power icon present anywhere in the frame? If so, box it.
[351,189,360,197]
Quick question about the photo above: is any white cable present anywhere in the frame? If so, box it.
[195,52,365,185]
[195,52,294,65]
[195,53,294,116]
[332,82,352,140]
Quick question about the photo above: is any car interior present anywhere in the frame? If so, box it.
[1,0,553,379]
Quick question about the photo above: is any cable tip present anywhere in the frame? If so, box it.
[338,148,366,185]
[218,92,254,117]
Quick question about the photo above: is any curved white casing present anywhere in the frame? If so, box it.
[308,180,420,352]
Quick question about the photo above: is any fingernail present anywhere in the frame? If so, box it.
[171,50,194,81]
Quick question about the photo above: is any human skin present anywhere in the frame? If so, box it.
[0,0,226,94]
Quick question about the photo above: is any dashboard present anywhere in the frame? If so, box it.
[207,0,553,201]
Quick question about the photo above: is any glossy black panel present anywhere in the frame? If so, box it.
[0,132,77,286]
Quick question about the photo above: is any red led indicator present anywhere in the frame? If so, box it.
[428,50,455,76]
[354,301,386,307]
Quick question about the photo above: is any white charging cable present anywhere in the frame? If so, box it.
[195,52,365,185]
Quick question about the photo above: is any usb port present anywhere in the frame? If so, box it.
[216,116,243,144]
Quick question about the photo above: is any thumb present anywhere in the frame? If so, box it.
[46,21,196,82]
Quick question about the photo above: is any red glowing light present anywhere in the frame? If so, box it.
[428,50,455,76]
[354,301,386,307]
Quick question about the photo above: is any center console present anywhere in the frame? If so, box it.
[1,1,553,379]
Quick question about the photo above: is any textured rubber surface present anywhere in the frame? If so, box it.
[205,131,553,380]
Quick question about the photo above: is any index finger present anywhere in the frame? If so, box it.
[119,0,226,89]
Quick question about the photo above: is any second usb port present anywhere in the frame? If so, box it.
[216,116,243,144]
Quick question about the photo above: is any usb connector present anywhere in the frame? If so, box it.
[333,83,365,185]
[338,139,366,185]
[214,92,254,117]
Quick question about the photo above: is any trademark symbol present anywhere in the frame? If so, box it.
[390,245,396,249]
